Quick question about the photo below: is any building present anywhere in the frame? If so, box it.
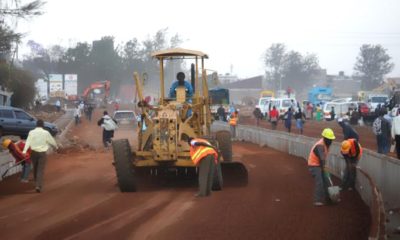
[222,75,265,105]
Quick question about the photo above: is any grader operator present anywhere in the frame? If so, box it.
[112,48,247,192]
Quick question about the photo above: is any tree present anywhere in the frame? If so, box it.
[264,43,286,90]
[354,44,394,90]
[0,0,44,107]
[264,43,320,93]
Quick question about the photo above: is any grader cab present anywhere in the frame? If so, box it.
[112,48,247,192]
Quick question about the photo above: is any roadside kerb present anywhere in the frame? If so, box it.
[212,121,389,239]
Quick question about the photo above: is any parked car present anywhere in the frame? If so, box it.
[113,110,137,128]
[0,106,58,138]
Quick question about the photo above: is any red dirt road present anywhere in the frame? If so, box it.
[0,109,370,239]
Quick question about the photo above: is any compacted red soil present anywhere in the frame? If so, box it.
[0,109,370,239]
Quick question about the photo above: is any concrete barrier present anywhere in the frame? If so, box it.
[212,122,391,239]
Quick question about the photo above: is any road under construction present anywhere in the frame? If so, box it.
[0,109,375,240]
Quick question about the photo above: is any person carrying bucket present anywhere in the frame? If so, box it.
[308,128,335,206]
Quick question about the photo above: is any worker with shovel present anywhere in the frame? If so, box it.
[308,128,336,206]
[340,139,363,191]
[2,139,31,182]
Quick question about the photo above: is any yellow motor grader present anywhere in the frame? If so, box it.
[112,48,247,192]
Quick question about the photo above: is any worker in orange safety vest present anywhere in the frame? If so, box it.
[340,138,362,191]
[188,137,219,197]
[229,110,238,139]
[308,128,335,206]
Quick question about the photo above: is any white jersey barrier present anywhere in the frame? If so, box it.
[212,122,392,239]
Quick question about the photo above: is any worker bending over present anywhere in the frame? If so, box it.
[308,128,336,206]
[3,139,31,182]
[340,138,362,191]
[188,137,218,197]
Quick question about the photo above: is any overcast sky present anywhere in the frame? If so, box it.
[17,0,400,78]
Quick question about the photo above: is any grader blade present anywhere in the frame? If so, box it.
[220,161,248,186]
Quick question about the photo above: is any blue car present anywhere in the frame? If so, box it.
[0,106,58,139]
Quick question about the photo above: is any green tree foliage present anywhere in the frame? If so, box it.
[0,1,44,107]
[0,64,35,107]
[264,43,320,92]
[354,44,394,90]
[23,28,184,99]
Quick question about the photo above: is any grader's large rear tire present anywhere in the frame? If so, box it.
[216,130,232,162]
[112,139,137,192]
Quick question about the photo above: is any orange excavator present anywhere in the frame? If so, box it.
[81,80,111,107]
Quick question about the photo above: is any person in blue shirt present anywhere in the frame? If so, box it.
[169,72,193,99]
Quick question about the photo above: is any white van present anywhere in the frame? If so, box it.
[256,97,273,117]
[323,101,358,120]
[269,98,298,118]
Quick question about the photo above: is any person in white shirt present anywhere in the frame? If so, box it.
[391,108,400,159]
[23,119,58,193]
[74,105,81,125]
[97,111,118,148]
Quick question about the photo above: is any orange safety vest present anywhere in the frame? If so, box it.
[308,138,329,166]
[189,138,218,165]
[229,113,238,126]
[345,138,363,161]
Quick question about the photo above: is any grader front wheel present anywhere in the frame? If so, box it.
[112,139,137,192]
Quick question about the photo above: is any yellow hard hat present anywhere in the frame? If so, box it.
[2,139,12,148]
[321,128,335,140]
[341,140,351,154]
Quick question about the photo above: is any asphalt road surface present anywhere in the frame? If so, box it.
[0,109,370,240]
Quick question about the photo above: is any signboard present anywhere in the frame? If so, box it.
[64,74,78,95]
[35,78,48,99]
[49,74,63,96]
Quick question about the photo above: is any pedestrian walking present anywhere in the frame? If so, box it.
[315,104,322,121]
[74,105,81,125]
[337,118,359,141]
[284,107,293,133]
[188,137,219,197]
[372,110,391,154]
[22,119,58,193]
[253,107,263,126]
[294,108,306,134]
[217,105,226,121]
[269,106,279,130]
[3,139,32,182]
[55,99,61,112]
[308,128,336,206]
[392,108,400,159]
[330,106,335,121]
[340,138,363,191]
[229,110,238,139]
[87,104,94,121]
[97,111,118,149]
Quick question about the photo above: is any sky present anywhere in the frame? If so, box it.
[16,0,400,79]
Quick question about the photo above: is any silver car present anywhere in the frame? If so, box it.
[113,110,137,128]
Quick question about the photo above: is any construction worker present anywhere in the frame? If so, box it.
[168,72,193,99]
[340,139,363,191]
[188,137,219,197]
[229,110,238,139]
[23,119,58,193]
[2,139,32,182]
[308,128,336,206]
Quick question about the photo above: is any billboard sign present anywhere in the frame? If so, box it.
[64,74,78,95]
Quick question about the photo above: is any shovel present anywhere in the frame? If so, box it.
[327,174,340,203]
